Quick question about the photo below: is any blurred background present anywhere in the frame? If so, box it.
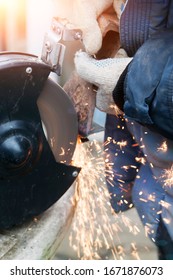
[0,0,53,54]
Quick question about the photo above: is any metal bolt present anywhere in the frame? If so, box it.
[45,41,52,52]
[72,171,78,177]
[26,67,32,74]
[74,31,82,40]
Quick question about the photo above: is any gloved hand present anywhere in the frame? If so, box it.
[74,49,132,114]
[53,0,125,55]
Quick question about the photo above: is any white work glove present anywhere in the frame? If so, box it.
[74,49,132,114]
[53,0,125,55]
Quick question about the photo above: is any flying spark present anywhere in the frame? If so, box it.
[157,141,167,152]
[161,165,173,187]
[69,138,141,260]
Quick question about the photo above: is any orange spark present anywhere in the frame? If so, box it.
[157,141,168,152]
[161,165,173,187]
[69,139,141,260]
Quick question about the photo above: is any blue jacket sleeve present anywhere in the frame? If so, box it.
[113,28,173,140]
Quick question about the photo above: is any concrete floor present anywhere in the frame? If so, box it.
[54,208,157,260]
[54,131,158,260]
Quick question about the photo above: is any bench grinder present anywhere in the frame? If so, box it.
[0,18,82,229]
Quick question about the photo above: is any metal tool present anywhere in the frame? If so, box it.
[41,17,82,75]
[0,18,82,229]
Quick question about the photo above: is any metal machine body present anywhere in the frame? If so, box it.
[0,19,82,229]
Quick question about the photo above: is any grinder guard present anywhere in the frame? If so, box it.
[0,52,80,229]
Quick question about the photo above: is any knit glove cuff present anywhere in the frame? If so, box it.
[74,50,132,114]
